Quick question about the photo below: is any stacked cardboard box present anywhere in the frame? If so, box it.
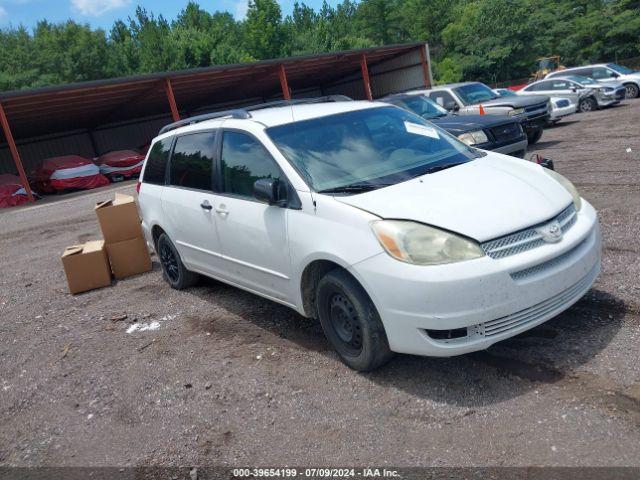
[61,193,152,294]
[95,193,152,280]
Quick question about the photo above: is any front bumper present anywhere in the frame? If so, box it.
[521,113,550,130]
[350,201,601,357]
[550,104,577,121]
[489,138,528,157]
[595,89,624,107]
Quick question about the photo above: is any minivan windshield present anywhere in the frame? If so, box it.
[266,106,481,193]
[453,83,498,105]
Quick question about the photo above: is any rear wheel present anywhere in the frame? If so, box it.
[526,127,543,144]
[578,97,597,113]
[316,269,393,371]
[624,83,639,99]
[157,233,198,290]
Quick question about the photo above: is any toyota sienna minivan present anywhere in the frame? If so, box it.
[137,98,601,371]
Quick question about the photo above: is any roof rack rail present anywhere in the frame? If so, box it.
[158,109,250,135]
[244,95,353,112]
[158,95,353,135]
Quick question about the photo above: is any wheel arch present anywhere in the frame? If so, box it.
[151,224,166,251]
[299,257,366,319]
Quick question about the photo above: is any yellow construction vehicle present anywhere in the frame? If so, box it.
[532,56,565,81]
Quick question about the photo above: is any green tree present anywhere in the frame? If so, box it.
[244,0,285,59]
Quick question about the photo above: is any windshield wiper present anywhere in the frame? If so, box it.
[317,183,392,194]
[418,161,471,176]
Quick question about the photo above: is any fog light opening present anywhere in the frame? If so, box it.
[425,327,468,341]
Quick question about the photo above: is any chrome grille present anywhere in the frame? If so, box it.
[490,122,522,143]
[511,237,587,281]
[525,102,548,113]
[475,264,598,338]
[481,204,577,259]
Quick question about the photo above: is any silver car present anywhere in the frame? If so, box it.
[546,64,640,99]
[519,76,625,112]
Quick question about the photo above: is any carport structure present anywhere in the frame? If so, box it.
[0,42,432,202]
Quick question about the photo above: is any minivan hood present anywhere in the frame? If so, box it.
[482,94,548,108]
[334,155,573,242]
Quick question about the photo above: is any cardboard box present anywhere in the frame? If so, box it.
[106,237,152,279]
[61,240,112,294]
[95,193,143,244]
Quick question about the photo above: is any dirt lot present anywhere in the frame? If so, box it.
[1,101,639,469]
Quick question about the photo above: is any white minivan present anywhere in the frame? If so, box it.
[137,98,601,371]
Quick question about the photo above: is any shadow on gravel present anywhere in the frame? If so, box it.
[532,140,562,149]
[188,277,626,406]
[547,120,579,128]
[188,277,330,353]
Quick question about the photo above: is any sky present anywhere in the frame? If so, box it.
[0,0,333,30]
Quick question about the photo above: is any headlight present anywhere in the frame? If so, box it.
[598,87,613,93]
[457,130,488,146]
[508,108,525,116]
[370,220,485,265]
[545,168,582,211]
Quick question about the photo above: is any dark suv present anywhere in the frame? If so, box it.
[382,93,528,158]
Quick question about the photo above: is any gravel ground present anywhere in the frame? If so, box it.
[1,101,639,469]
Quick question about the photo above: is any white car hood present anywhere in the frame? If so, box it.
[334,155,573,242]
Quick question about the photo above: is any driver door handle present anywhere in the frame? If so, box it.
[200,201,213,211]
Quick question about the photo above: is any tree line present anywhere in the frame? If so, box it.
[1,0,638,92]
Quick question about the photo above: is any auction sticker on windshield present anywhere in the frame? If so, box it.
[404,121,439,139]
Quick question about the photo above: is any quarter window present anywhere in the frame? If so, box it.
[142,139,171,185]
[169,132,216,190]
[221,131,281,198]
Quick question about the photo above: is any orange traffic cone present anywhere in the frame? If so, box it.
[478,104,486,115]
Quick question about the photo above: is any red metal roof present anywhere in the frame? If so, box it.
[0,43,425,140]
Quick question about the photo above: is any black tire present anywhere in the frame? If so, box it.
[579,96,597,113]
[624,83,639,99]
[157,233,198,290]
[526,127,543,145]
[316,269,393,371]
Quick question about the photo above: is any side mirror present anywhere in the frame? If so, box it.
[571,87,577,92]
[444,101,459,111]
[253,178,287,206]
[611,72,619,78]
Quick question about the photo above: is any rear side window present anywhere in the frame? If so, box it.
[142,139,171,185]
[592,67,615,80]
[220,131,281,198]
[169,132,216,190]
[429,91,455,107]
[573,67,592,77]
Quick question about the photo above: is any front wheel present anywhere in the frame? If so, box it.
[316,269,393,371]
[157,233,199,290]
[579,97,597,113]
[624,83,639,99]
[526,127,543,144]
